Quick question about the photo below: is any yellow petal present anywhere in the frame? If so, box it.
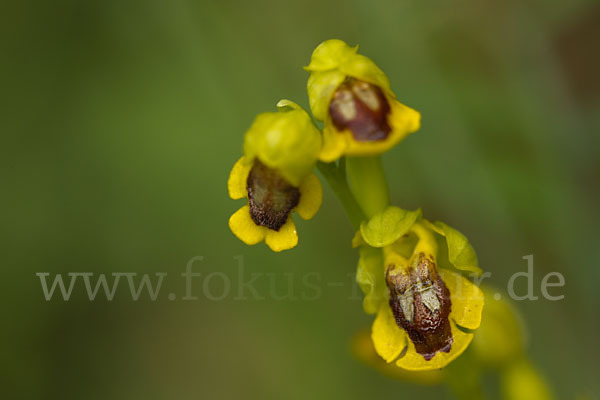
[296,173,322,220]
[371,305,407,363]
[319,123,348,162]
[352,329,444,385]
[395,323,473,371]
[227,156,251,200]
[343,96,420,157]
[228,205,266,245]
[387,96,421,138]
[265,217,298,252]
[438,269,485,330]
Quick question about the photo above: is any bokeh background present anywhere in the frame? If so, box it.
[3,0,599,398]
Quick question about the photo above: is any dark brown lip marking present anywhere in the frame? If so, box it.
[386,253,453,361]
[246,160,300,231]
[329,78,392,142]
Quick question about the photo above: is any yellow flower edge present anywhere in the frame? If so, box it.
[372,304,407,363]
[227,156,322,252]
[370,268,484,371]
[229,205,268,245]
[229,206,298,252]
[295,173,323,220]
[304,39,359,73]
[264,218,298,252]
[227,156,253,200]
[396,322,473,371]
[438,268,485,330]
[319,95,421,162]
[352,329,444,385]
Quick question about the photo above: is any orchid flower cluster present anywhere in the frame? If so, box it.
[227,40,550,394]
[228,40,552,400]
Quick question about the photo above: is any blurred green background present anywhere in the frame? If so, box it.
[3,0,599,398]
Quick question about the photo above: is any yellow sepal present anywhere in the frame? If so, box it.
[295,173,322,220]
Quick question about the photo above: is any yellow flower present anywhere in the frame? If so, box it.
[228,156,322,252]
[228,100,323,252]
[353,207,484,371]
[305,39,421,162]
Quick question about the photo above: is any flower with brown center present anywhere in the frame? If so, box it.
[305,39,421,161]
[228,100,323,252]
[353,207,485,370]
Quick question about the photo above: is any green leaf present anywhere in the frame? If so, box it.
[360,206,421,248]
[434,221,482,275]
[356,246,385,314]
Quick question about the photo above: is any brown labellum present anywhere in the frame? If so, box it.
[246,160,300,231]
[329,78,392,142]
[386,253,453,361]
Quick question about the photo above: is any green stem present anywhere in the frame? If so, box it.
[317,160,365,229]
[345,156,390,218]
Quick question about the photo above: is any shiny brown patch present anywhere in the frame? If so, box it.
[386,253,453,361]
[246,160,300,231]
[329,78,391,142]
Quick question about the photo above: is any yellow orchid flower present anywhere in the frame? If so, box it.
[228,101,323,252]
[353,207,484,371]
[305,39,421,162]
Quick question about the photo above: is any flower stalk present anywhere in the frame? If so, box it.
[316,159,365,229]
[346,155,390,218]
